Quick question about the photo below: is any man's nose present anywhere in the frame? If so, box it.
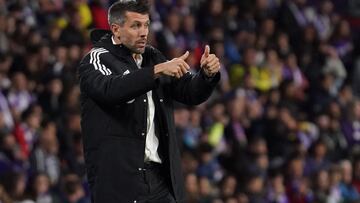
[139,27,148,37]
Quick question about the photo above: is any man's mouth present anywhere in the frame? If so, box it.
[136,40,147,47]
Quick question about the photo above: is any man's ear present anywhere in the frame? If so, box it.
[110,23,120,35]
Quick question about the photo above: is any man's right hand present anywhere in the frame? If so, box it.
[154,51,190,79]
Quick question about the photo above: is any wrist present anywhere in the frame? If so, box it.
[203,68,216,78]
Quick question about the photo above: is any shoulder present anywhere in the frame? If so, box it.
[78,47,115,76]
[145,45,159,52]
[144,45,167,63]
[80,47,112,64]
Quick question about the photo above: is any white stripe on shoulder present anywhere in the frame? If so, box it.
[102,64,112,75]
[89,48,110,75]
[95,50,108,75]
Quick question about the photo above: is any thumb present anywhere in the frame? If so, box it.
[203,45,210,58]
[179,51,189,60]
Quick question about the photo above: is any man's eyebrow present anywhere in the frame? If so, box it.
[131,20,151,24]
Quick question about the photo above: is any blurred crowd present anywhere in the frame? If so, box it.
[0,0,360,202]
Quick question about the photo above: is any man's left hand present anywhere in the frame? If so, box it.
[200,45,220,77]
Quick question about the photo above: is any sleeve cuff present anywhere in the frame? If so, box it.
[200,69,221,83]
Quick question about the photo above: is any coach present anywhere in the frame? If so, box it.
[77,0,220,202]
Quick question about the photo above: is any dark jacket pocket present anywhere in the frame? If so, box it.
[94,136,144,203]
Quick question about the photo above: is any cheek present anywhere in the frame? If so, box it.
[123,32,137,43]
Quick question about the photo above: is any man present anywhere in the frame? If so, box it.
[78,0,220,202]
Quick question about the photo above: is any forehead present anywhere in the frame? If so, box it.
[124,11,149,22]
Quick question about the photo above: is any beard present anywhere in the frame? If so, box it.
[126,44,146,54]
[131,47,145,54]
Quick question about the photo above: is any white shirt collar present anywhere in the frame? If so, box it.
[134,54,143,67]
[111,36,118,45]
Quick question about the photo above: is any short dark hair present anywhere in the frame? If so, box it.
[108,0,150,25]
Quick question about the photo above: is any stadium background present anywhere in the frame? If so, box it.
[1,0,360,202]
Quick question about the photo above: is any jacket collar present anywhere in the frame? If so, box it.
[90,29,153,66]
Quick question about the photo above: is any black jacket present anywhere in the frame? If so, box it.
[78,30,220,203]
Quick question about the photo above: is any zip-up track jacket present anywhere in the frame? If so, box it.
[78,30,220,203]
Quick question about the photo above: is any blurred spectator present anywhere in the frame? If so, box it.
[89,0,109,30]
[262,49,283,89]
[28,172,61,203]
[181,151,198,174]
[282,53,308,100]
[330,19,353,65]
[353,157,360,193]
[339,159,360,202]
[7,72,35,121]
[0,183,12,203]
[277,0,309,45]
[1,171,30,202]
[185,172,199,203]
[312,169,330,202]
[230,47,269,91]
[353,59,360,97]
[198,0,225,35]
[341,99,360,148]
[285,154,314,203]
[73,0,92,30]
[58,6,85,47]
[183,108,202,150]
[156,9,185,58]
[322,46,347,95]
[207,101,228,151]
[328,164,344,203]
[198,176,216,203]
[314,0,335,41]
[30,121,60,185]
[57,111,83,177]
[266,171,288,203]
[220,175,237,200]
[182,14,201,51]
[0,132,25,174]
[38,77,64,121]
[245,173,266,203]
[0,92,14,131]
[224,91,248,154]
[276,33,293,61]
[304,139,330,176]
[60,173,89,203]
[196,143,223,183]
[13,105,42,159]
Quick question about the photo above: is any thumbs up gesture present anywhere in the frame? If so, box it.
[200,45,220,77]
[154,51,190,78]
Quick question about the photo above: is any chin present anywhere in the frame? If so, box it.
[138,49,146,54]
[132,48,145,54]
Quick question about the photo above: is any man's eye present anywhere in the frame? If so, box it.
[131,24,139,28]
